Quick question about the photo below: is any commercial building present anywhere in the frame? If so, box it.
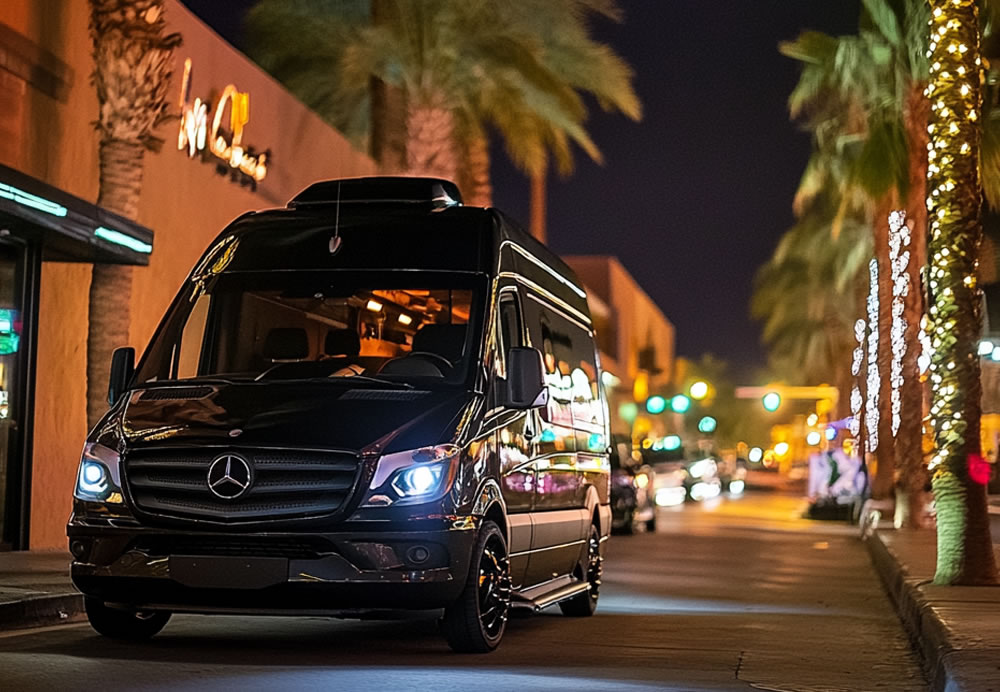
[562,256,675,439]
[0,1,375,549]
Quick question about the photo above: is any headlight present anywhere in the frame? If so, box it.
[364,444,460,507]
[74,443,123,503]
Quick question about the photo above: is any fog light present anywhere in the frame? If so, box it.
[405,545,431,565]
[70,539,89,559]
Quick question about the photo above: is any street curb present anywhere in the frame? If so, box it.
[865,531,1000,692]
[0,592,85,632]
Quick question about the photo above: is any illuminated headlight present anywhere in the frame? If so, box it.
[655,486,686,507]
[74,443,122,503]
[364,444,460,506]
[394,463,445,496]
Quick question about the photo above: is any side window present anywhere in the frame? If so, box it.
[524,294,605,450]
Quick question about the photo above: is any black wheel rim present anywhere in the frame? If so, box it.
[586,530,603,604]
[478,536,511,639]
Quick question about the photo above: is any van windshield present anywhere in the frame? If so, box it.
[135,271,483,387]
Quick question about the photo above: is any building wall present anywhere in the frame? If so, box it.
[563,256,675,436]
[0,1,376,548]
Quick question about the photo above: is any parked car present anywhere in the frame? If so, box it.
[610,435,656,533]
[67,177,611,653]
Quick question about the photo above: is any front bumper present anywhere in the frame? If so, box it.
[68,517,477,614]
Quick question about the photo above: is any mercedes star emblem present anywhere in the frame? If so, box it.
[206,454,253,500]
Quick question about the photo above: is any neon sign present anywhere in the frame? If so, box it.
[177,58,269,187]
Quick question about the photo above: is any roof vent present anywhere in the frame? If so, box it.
[288,177,462,209]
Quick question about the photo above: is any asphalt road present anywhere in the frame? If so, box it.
[0,491,927,691]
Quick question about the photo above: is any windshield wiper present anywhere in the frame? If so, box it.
[258,374,416,389]
[325,375,416,389]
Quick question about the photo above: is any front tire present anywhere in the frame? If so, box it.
[559,524,603,617]
[85,597,170,640]
[441,520,511,653]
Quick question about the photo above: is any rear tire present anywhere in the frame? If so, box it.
[85,597,170,640]
[559,524,603,617]
[441,520,511,653]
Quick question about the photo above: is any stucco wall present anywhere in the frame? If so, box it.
[1,0,376,547]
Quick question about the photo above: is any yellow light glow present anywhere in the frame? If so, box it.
[689,381,709,400]
[774,441,790,457]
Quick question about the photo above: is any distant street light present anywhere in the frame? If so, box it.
[773,441,790,456]
[670,394,691,413]
[689,381,709,400]
[663,435,682,451]
[697,416,717,434]
[806,431,821,446]
[645,395,666,414]
[748,447,763,463]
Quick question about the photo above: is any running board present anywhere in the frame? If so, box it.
[512,580,590,612]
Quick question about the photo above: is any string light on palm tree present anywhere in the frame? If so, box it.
[925,0,998,585]
[888,210,912,437]
[865,258,880,452]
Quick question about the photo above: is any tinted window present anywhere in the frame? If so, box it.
[136,271,483,386]
[524,294,606,452]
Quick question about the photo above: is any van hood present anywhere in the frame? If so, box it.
[104,382,473,454]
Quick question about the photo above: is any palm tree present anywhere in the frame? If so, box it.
[779,0,928,510]
[86,0,181,428]
[925,0,998,585]
[245,0,640,238]
[752,191,872,403]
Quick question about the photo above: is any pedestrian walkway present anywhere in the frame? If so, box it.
[0,551,82,631]
[867,528,1000,692]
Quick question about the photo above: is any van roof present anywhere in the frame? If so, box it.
[198,178,590,321]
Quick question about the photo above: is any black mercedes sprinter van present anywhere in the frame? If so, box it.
[68,177,611,652]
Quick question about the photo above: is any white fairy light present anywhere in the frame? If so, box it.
[865,257,880,452]
[918,316,932,374]
[888,211,911,436]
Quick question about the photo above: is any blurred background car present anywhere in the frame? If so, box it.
[610,435,657,533]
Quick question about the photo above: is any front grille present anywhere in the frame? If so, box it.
[130,535,335,559]
[124,448,361,523]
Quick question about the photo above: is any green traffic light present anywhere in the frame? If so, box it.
[698,416,717,433]
[670,394,691,413]
[663,435,681,451]
[762,391,781,412]
[646,395,666,414]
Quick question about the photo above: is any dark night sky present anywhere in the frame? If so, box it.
[181,0,860,380]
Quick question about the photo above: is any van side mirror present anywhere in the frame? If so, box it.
[506,347,548,410]
[108,347,135,406]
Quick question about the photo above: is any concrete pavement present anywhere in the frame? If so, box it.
[0,492,927,691]
[866,527,1000,692]
[0,550,82,631]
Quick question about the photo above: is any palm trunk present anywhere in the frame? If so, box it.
[896,84,931,528]
[871,199,897,499]
[927,0,998,585]
[530,164,547,244]
[405,94,457,182]
[462,133,492,207]
[86,138,142,428]
[369,0,406,173]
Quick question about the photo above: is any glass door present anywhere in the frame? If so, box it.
[0,240,29,550]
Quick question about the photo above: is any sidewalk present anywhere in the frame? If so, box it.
[0,551,83,631]
[866,528,1000,692]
